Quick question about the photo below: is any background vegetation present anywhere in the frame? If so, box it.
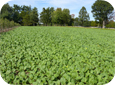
[0,18,20,32]
[0,0,114,29]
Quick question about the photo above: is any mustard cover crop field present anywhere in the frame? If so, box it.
[0,26,115,85]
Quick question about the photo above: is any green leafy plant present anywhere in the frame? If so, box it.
[0,26,115,85]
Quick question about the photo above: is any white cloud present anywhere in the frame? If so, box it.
[0,0,11,10]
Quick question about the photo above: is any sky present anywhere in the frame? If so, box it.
[0,0,115,21]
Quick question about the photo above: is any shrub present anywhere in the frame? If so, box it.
[0,18,20,32]
[106,21,115,28]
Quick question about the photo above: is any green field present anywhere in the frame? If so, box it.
[0,26,115,85]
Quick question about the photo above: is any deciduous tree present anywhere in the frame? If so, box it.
[91,0,114,28]
[40,7,54,26]
[13,4,21,23]
[0,3,13,21]
[62,9,70,25]
[30,7,39,26]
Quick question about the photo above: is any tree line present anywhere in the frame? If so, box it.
[0,0,114,28]
[0,4,38,26]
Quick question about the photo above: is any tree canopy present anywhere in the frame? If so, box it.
[29,7,39,26]
[0,3,39,26]
[78,6,90,27]
[0,2,114,28]
[40,7,54,26]
[0,3,13,21]
[51,8,71,26]
[91,0,114,28]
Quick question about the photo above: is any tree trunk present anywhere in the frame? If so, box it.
[103,20,105,28]
[98,23,99,28]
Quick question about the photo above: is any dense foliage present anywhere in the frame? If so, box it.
[78,6,90,27]
[0,3,13,21]
[40,7,54,26]
[0,3,39,26]
[51,8,71,26]
[90,21,98,27]
[0,2,114,28]
[0,18,20,31]
[0,26,115,85]
[106,20,115,28]
[91,0,114,28]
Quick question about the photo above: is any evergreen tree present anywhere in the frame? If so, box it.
[78,6,90,27]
